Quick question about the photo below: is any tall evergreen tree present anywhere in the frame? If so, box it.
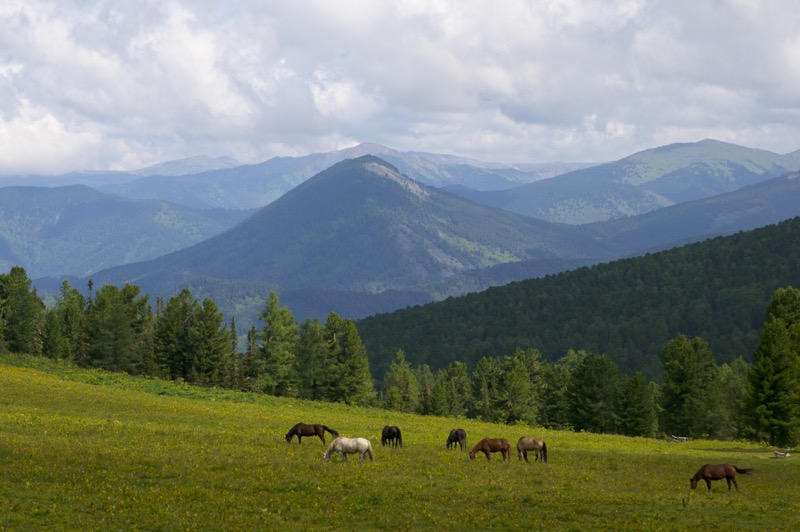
[382,350,419,412]
[258,292,298,396]
[616,372,658,437]
[747,287,800,446]
[52,280,88,364]
[328,316,374,406]
[567,352,618,433]
[471,356,503,422]
[0,266,44,355]
[499,353,537,425]
[193,298,231,386]
[415,364,436,415]
[154,289,197,381]
[660,335,717,438]
[538,361,572,429]
[86,284,151,374]
[295,318,330,400]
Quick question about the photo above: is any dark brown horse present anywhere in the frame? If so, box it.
[285,422,339,444]
[690,464,753,491]
[381,425,402,447]
[469,438,511,461]
[516,437,548,463]
[446,428,467,451]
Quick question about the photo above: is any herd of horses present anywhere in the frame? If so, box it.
[286,422,754,491]
[285,423,549,466]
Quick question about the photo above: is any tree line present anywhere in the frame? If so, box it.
[1,265,798,446]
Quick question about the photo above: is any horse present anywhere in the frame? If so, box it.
[285,422,339,444]
[322,437,375,464]
[469,438,511,461]
[381,425,402,447]
[516,437,548,463]
[446,428,467,451]
[690,464,753,491]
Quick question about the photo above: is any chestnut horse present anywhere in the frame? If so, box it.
[690,463,753,491]
[285,422,339,444]
[469,438,511,461]
[446,428,467,451]
[517,437,548,463]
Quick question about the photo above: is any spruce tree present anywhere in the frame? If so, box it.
[258,292,298,396]
[747,287,800,446]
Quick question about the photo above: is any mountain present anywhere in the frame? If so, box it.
[80,156,612,318]
[356,216,800,381]
[587,171,800,254]
[133,155,242,176]
[0,185,251,278]
[95,143,591,210]
[449,139,800,224]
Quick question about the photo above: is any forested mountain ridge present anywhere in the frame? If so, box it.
[81,156,611,305]
[357,216,800,381]
[0,185,250,278]
[450,139,800,224]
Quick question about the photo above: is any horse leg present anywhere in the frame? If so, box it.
[705,479,712,491]
[730,477,738,491]
[483,450,490,461]
[340,452,347,462]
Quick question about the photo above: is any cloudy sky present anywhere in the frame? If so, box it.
[1,1,799,174]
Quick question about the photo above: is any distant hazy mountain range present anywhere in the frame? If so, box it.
[0,186,251,278]
[2,139,799,328]
[446,139,800,223]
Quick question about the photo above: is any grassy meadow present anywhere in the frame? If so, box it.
[1,354,798,531]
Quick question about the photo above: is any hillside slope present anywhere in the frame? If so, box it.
[357,216,800,380]
[0,185,249,278]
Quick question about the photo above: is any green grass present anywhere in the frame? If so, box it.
[2,353,798,530]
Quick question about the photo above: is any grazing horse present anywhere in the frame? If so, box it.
[285,422,339,444]
[446,428,467,451]
[516,437,548,463]
[323,437,375,464]
[381,425,402,447]
[690,464,753,491]
[469,438,511,461]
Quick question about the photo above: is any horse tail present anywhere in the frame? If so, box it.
[542,441,548,463]
[323,425,339,438]
[367,442,375,462]
[397,428,402,447]
[734,466,752,474]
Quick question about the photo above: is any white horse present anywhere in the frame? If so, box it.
[322,437,375,464]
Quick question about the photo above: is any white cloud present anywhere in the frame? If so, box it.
[0,0,799,175]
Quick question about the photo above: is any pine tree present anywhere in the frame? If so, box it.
[328,317,374,406]
[615,372,658,437]
[567,352,618,433]
[258,292,298,396]
[471,357,503,422]
[382,350,419,412]
[154,289,197,381]
[0,266,44,355]
[295,318,329,400]
[747,287,800,446]
[660,335,717,438]
[193,298,230,386]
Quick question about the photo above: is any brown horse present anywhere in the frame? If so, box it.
[285,422,339,444]
[690,464,753,491]
[469,438,511,461]
[516,437,548,463]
